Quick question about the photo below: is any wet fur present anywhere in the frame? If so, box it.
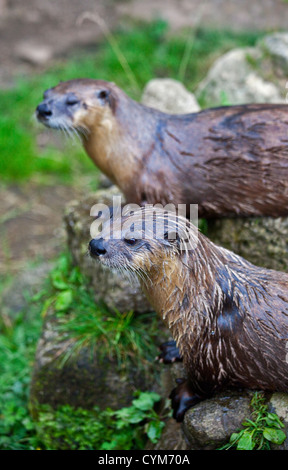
[91,207,288,400]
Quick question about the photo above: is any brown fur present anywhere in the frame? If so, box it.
[89,207,288,419]
[36,79,288,218]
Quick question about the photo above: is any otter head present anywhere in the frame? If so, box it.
[88,207,197,283]
[35,79,117,136]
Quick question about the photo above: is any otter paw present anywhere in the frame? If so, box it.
[156,340,182,364]
[169,380,202,422]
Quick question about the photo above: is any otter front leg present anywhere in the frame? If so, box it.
[156,340,183,364]
[169,378,203,422]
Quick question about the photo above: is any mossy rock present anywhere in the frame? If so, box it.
[30,306,164,417]
[207,217,288,272]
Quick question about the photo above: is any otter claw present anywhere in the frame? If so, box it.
[156,340,183,364]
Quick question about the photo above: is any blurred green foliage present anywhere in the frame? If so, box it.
[36,391,166,450]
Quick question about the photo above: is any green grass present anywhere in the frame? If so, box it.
[40,252,160,367]
[0,20,264,184]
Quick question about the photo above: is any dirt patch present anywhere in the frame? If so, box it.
[118,0,288,32]
[1,0,288,87]
[0,183,83,274]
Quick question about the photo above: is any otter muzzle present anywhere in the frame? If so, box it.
[89,238,107,257]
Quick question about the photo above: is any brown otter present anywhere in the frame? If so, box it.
[88,206,288,421]
[36,79,288,218]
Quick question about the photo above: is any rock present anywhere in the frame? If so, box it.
[141,78,200,114]
[15,41,53,66]
[30,306,162,416]
[182,391,253,450]
[1,261,54,320]
[150,377,288,450]
[64,185,153,314]
[268,393,288,450]
[260,32,288,76]
[196,47,284,106]
[206,216,288,272]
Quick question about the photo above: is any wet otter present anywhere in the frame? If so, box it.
[88,206,288,421]
[36,79,288,218]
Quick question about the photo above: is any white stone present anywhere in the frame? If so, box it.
[141,78,200,114]
[15,41,53,66]
[260,32,288,74]
[196,47,284,106]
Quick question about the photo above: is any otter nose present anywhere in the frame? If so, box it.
[89,238,107,257]
[36,102,52,118]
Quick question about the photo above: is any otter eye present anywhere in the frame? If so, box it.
[98,90,108,100]
[66,96,79,106]
[124,238,137,246]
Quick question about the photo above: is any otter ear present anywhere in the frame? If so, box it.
[97,89,116,111]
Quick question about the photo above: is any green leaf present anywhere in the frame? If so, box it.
[51,271,69,290]
[54,290,73,311]
[237,432,255,450]
[146,420,165,443]
[114,407,146,424]
[132,392,161,411]
[263,428,286,445]
[229,432,241,443]
[265,413,284,428]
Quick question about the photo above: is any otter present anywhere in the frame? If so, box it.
[36,79,288,218]
[88,206,288,421]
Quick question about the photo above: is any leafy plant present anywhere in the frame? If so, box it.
[35,391,167,450]
[220,392,286,450]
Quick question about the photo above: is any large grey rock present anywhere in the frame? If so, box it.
[64,185,152,314]
[151,383,288,450]
[141,78,200,114]
[196,47,284,106]
[183,391,253,450]
[260,32,288,75]
[207,216,288,272]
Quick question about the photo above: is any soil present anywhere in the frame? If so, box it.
[1,0,288,276]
